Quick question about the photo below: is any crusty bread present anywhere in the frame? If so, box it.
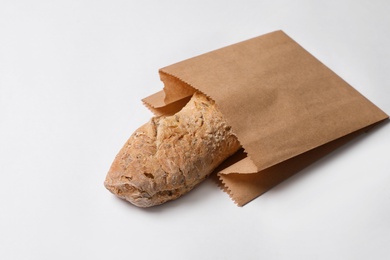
[104,92,240,207]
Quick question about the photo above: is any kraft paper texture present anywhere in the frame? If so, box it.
[143,30,388,206]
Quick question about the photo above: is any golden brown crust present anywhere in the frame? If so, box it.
[104,92,240,207]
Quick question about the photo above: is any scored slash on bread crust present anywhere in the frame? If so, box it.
[104,92,241,207]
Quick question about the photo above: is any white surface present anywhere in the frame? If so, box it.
[1,1,389,259]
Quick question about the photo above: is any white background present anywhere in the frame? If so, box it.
[1,1,389,259]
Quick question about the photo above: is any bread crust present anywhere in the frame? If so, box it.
[104,92,240,207]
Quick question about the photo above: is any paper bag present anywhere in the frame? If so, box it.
[143,30,388,206]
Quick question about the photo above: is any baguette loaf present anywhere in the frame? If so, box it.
[104,92,240,207]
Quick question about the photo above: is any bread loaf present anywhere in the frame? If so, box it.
[104,92,240,207]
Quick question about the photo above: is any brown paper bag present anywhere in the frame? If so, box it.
[143,30,388,206]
